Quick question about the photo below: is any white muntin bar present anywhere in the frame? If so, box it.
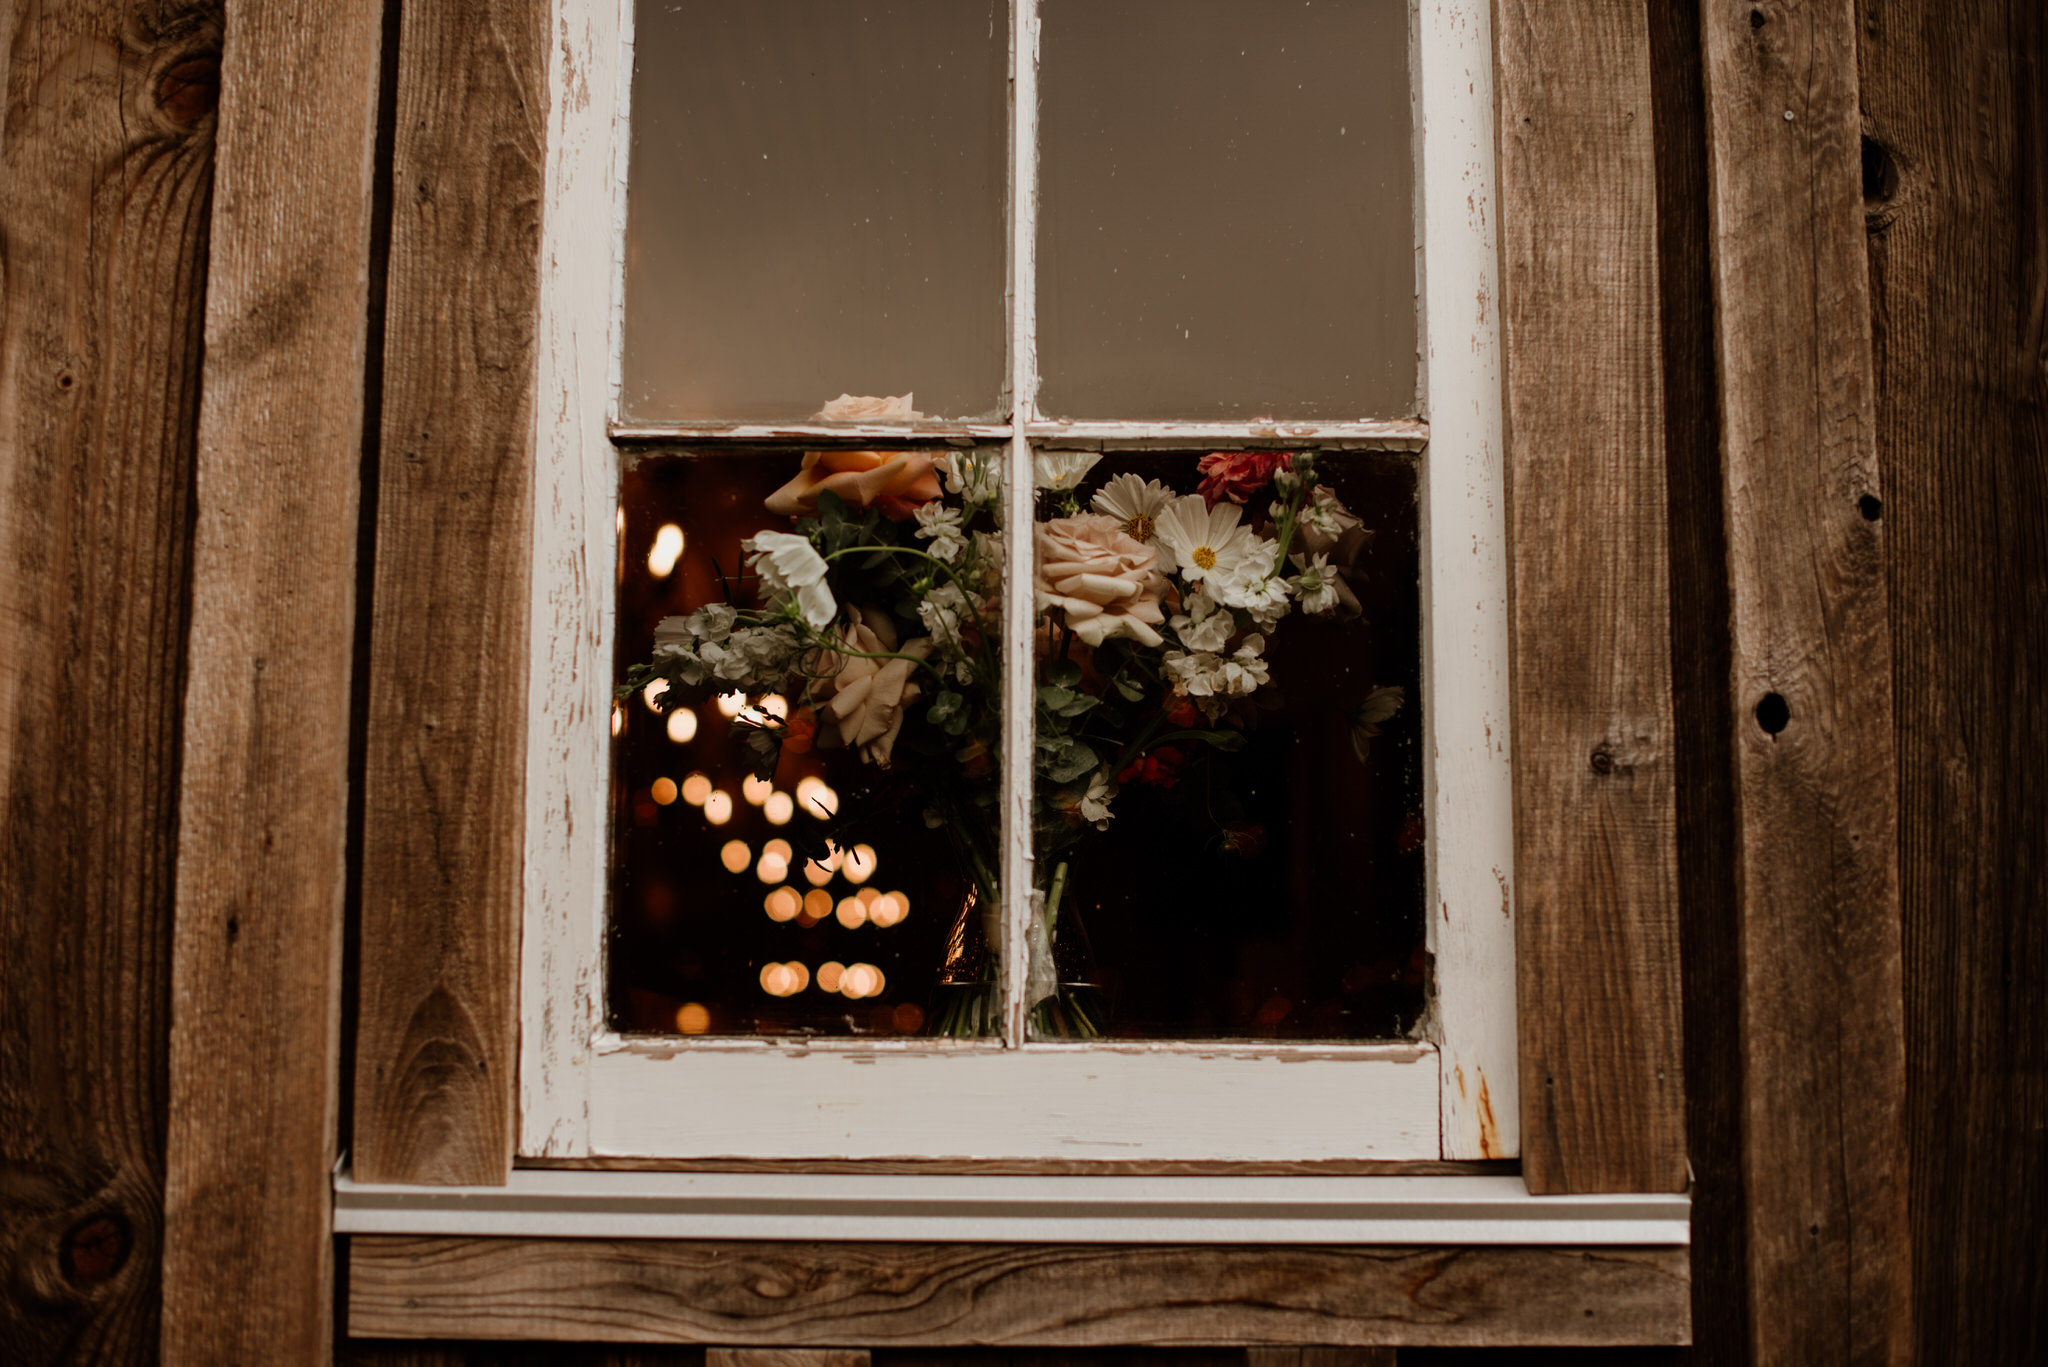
[999,0,1042,1048]
[609,422,1013,445]
[1024,419,1431,452]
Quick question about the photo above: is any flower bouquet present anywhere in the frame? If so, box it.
[620,395,1401,1039]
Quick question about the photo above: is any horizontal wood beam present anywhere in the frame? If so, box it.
[345,1237,1688,1348]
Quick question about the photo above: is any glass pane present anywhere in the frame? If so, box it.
[611,447,1007,1037]
[620,1,1007,424]
[1028,450,1424,1039]
[1037,1,1416,421]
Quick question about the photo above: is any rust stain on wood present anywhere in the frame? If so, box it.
[1475,1072,1501,1160]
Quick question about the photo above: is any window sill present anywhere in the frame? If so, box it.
[333,1164,1689,1246]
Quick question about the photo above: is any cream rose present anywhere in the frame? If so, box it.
[1034,514,1168,648]
[814,392,921,422]
[764,449,944,521]
[812,605,933,767]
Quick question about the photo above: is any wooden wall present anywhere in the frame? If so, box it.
[1,0,2043,1362]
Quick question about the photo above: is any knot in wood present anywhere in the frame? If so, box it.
[60,1212,131,1287]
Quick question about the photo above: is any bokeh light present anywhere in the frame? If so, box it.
[719,840,751,874]
[650,777,679,806]
[801,889,834,923]
[715,691,745,718]
[647,523,685,578]
[641,679,669,712]
[816,961,845,994]
[869,891,908,928]
[674,1002,710,1034]
[763,887,801,922]
[680,772,712,806]
[666,709,698,743]
[834,896,867,929]
[610,702,624,737]
[755,852,789,884]
[742,775,773,806]
[843,844,877,884]
[763,791,794,825]
[840,963,884,999]
[703,791,734,825]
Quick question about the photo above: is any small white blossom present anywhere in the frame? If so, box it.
[913,502,968,564]
[1219,566,1291,625]
[1289,551,1341,616]
[1164,635,1272,710]
[1078,769,1117,829]
[1298,485,1364,549]
[917,582,977,683]
[1170,590,1234,653]
[939,450,1000,508]
[744,530,836,630]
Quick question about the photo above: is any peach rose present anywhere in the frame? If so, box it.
[1034,514,1168,648]
[764,449,944,522]
[812,605,933,767]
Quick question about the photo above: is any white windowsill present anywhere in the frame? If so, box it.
[333,1166,1689,1246]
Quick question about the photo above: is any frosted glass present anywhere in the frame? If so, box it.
[1038,0,1416,421]
[621,1,1006,423]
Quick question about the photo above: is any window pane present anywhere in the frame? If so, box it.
[621,2,1007,424]
[612,450,1006,1037]
[1037,1,1416,421]
[1028,451,1424,1040]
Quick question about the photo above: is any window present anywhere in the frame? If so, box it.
[517,0,1513,1163]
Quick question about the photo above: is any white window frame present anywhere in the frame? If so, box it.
[517,0,1514,1164]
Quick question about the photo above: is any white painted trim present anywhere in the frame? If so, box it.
[1415,0,1516,1158]
[999,0,1041,1046]
[520,0,630,1157]
[586,1044,1438,1161]
[1024,419,1430,450]
[610,422,1013,444]
[334,1169,1691,1245]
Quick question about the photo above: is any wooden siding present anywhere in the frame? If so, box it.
[1699,0,1914,1363]
[0,3,220,1360]
[1860,0,2048,1361]
[350,0,546,1188]
[1491,0,1688,1193]
[346,1238,1689,1349]
[157,0,386,1361]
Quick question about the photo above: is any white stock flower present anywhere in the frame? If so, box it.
[1033,451,1102,491]
[939,450,1000,507]
[913,502,968,564]
[1153,494,1268,590]
[1289,551,1341,616]
[1170,590,1234,653]
[1164,634,1272,710]
[1298,485,1364,553]
[1219,567,1291,625]
[744,530,836,630]
[1090,474,1174,549]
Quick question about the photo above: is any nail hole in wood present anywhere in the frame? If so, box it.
[57,371,74,390]
[1589,745,1615,775]
[1859,494,1883,521]
[1749,7,1766,29]
[1756,693,1791,735]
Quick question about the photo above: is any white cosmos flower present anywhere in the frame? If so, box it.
[1090,474,1175,549]
[1153,494,1269,590]
[1034,451,1102,491]
[744,530,836,630]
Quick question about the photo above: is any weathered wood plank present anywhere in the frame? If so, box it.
[350,0,546,1187]
[1491,0,1688,1193]
[708,1351,868,1367]
[1858,0,2048,1360]
[0,3,220,1360]
[1244,1350,1395,1367]
[1698,0,1912,1363]
[158,0,386,1358]
[346,1238,1689,1348]
[337,1344,706,1366]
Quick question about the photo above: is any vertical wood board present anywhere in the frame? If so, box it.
[1699,0,1912,1361]
[160,0,386,1358]
[0,2,220,1359]
[1858,0,2048,1359]
[1491,0,1688,1193]
[352,0,549,1186]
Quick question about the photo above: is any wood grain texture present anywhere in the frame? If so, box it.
[1858,0,2048,1360]
[346,1238,1689,1348]
[1244,1350,1395,1367]
[1698,1,1912,1364]
[350,0,546,1187]
[0,2,220,1360]
[158,0,386,1358]
[1491,0,1688,1193]
[708,1351,868,1367]
[1644,3,1748,1364]
[337,1346,706,1367]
